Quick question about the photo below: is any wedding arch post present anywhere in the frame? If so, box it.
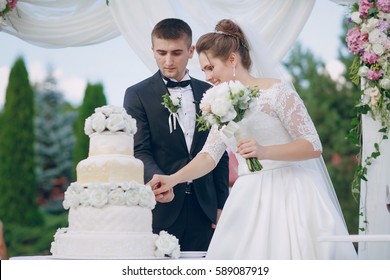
[359,115,390,259]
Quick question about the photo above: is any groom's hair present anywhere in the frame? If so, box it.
[151,18,192,48]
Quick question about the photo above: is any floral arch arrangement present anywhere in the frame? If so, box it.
[346,0,390,202]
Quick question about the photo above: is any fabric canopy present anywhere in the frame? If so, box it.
[3,0,315,76]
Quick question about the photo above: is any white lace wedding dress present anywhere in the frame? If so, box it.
[200,82,358,259]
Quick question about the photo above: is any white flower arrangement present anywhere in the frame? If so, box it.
[62,182,156,210]
[50,227,68,254]
[197,80,263,172]
[84,105,137,136]
[154,230,180,259]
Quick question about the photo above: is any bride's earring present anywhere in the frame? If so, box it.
[233,66,236,77]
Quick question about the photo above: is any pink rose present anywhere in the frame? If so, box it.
[361,51,379,64]
[346,27,365,54]
[377,0,390,13]
[367,69,383,80]
[8,0,18,10]
[359,0,374,17]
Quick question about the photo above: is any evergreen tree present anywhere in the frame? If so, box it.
[73,83,107,169]
[0,57,43,226]
[284,41,360,233]
[34,68,77,197]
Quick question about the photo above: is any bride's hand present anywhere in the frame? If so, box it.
[237,138,266,159]
[148,174,177,203]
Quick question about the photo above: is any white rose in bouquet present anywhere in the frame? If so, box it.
[211,98,236,123]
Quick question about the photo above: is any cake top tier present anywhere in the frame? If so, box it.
[84,105,137,136]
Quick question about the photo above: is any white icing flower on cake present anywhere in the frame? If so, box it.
[88,185,109,208]
[62,184,80,209]
[91,112,106,133]
[138,185,157,209]
[106,113,126,132]
[84,105,138,136]
[108,188,126,205]
[125,185,141,206]
[62,182,156,209]
[120,182,132,191]
[154,231,180,258]
[84,117,94,135]
[96,105,124,116]
[78,188,90,206]
[124,114,137,135]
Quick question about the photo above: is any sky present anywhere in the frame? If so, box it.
[0,1,351,109]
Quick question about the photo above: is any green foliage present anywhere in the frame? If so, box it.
[3,211,68,258]
[35,71,77,191]
[73,83,107,171]
[0,57,43,226]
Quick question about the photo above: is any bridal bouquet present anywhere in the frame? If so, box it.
[197,80,262,172]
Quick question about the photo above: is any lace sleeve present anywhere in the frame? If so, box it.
[199,125,227,165]
[272,83,322,151]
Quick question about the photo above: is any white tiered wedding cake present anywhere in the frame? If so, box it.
[50,105,180,259]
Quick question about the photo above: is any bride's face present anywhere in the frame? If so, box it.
[198,52,233,85]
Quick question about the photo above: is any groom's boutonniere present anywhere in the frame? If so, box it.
[162,93,181,133]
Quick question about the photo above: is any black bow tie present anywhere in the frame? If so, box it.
[164,78,191,88]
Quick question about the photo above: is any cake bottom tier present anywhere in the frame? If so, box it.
[51,230,159,259]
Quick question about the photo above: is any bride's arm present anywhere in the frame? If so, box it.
[150,125,227,199]
[238,138,320,161]
[238,84,322,162]
[150,153,216,197]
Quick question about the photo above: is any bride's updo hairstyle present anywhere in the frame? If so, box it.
[196,19,251,70]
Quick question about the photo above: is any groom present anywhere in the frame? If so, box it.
[123,18,229,251]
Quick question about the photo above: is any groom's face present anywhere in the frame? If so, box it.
[152,37,194,81]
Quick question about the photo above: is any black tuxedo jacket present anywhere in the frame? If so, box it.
[124,71,229,229]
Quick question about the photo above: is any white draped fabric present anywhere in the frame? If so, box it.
[3,0,314,76]
[3,0,120,47]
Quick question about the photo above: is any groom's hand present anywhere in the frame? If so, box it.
[156,188,175,203]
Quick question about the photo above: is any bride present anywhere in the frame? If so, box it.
[150,19,358,260]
